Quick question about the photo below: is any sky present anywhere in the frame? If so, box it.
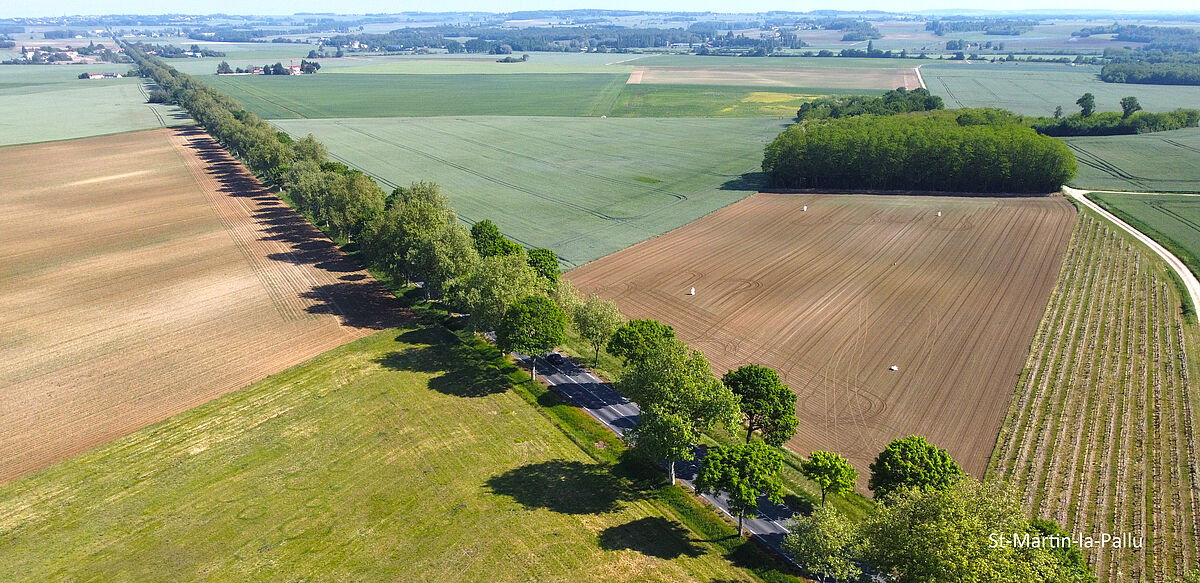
[4,0,1199,19]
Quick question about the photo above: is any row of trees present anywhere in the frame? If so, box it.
[1027,93,1200,136]
[795,87,944,121]
[1101,61,1200,86]
[763,111,1077,193]
[124,44,570,348]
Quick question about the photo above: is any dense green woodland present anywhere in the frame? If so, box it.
[763,112,1076,193]
[796,87,944,121]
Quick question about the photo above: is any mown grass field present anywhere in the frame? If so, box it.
[922,61,1200,116]
[990,212,1200,583]
[1089,191,1200,282]
[609,84,869,117]
[1066,128,1200,193]
[0,67,188,145]
[272,116,786,266]
[0,328,757,582]
[209,73,629,118]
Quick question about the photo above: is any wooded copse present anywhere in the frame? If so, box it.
[763,112,1077,193]
[795,87,944,121]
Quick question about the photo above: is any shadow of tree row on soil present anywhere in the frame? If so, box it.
[173,126,409,331]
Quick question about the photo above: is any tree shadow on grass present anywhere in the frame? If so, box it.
[598,517,705,559]
[375,328,512,398]
[719,171,769,192]
[486,460,631,515]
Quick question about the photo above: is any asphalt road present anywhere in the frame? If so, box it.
[520,353,798,561]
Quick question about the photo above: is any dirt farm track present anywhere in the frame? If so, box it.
[569,193,1077,479]
[0,128,408,483]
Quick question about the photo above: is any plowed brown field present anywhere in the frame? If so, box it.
[0,127,409,483]
[569,193,1076,482]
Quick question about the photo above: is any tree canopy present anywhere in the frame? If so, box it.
[763,111,1076,193]
[721,364,797,445]
[694,441,784,535]
[799,451,858,506]
[868,435,963,500]
[526,248,560,282]
[446,254,543,332]
[573,294,624,367]
[782,505,861,582]
[860,477,1096,583]
[608,318,676,363]
[497,295,568,379]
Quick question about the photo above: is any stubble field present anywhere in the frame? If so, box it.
[0,127,408,482]
[568,193,1077,480]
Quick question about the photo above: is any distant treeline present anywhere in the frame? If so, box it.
[796,87,943,121]
[1074,24,1200,52]
[1101,61,1200,85]
[821,19,881,41]
[1030,108,1200,136]
[327,25,796,53]
[925,18,1037,36]
[763,111,1076,193]
[134,42,226,58]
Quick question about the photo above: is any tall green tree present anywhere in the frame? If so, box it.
[799,451,858,506]
[868,435,963,501]
[619,337,740,484]
[1076,92,1096,117]
[608,319,676,363]
[721,364,798,445]
[617,337,740,433]
[406,223,479,298]
[628,405,697,485]
[216,60,232,74]
[497,295,568,380]
[782,505,862,583]
[573,294,625,367]
[526,248,560,282]
[859,477,1094,583]
[445,254,542,332]
[694,441,784,535]
[1120,95,1142,119]
[471,219,505,257]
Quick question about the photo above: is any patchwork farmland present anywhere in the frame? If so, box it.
[990,213,1200,582]
[272,116,787,266]
[0,128,408,482]
[568,192,1077,480]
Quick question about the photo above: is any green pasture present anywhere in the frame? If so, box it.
[0,328,754,582]
[610,83,871,117]
[0,68,188,145]
[1065,128,1200,193]
[272,116,786,266]
[922,61,1200,116]
[209,73,628,118]
[1088,191,1200,280]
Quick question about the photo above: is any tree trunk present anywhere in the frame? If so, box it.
[530,358,536,381]
[668,459,676,485]
[738,513,744,536]
[821,488,827,506]
[745,424,755,444]
[594,343,600,368]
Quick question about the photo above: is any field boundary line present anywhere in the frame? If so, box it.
[1065,186,1200,319]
